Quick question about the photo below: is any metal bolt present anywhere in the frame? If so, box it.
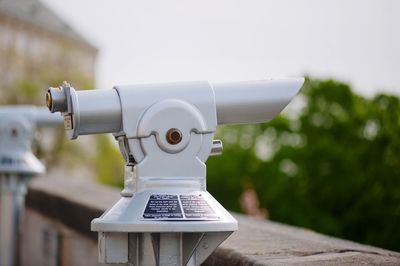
[11,128,18,137]
[166,128,182,145]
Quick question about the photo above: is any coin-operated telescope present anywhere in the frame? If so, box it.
[0,106,63,266]
[47,79,303,265]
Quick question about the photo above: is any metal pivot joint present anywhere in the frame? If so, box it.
[46,78,304,265]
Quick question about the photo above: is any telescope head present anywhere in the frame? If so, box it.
[47,78,303,136]
[46,78,304,188]
[0,106,63,176]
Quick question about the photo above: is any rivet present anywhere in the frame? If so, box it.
[166,128,182,145]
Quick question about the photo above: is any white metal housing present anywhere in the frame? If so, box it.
[46,78,304,265]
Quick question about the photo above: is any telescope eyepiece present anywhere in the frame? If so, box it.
[46,91,52,110]
[46,84,68,113]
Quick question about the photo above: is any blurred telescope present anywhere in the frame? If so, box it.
[0,106,63,266]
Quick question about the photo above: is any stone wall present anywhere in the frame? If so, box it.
[21,175,400,265]
[0,11,96,88]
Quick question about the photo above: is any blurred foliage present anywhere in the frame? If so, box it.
[1,69,123,184]
[1,72,92,167]
[94,135,124,187]
[207,78,400,251]
[1,77,94,106]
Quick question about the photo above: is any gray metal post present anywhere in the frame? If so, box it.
[0,175,29,266]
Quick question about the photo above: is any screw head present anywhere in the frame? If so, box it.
[11,128,18,137]
[166,128,182,145]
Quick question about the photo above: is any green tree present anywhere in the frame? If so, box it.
[207,78,400,251]
[1,73,124,185]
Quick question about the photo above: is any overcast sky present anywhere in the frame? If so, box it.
[42,0,400,97]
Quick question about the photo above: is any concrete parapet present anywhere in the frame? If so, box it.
[21,175,400,265]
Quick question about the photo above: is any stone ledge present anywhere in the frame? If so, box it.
[26,175,400,265]
[204,215,400,265]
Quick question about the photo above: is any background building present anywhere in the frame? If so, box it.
[0,0,97,104]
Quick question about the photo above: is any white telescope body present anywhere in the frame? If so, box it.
[47,79,303,139]
[46,79,304,265]
[213,80,302,125]
[0,106,63,266]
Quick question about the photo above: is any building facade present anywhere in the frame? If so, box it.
[0,0,97,104]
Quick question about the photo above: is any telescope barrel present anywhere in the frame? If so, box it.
[212,78,303,125]
[34,107,64,127]
[46,79,303,137]
[0,106,63,127]
[70,89,122,136]
[46,87,122,138]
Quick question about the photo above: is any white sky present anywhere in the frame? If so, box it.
[42,0,400,97]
